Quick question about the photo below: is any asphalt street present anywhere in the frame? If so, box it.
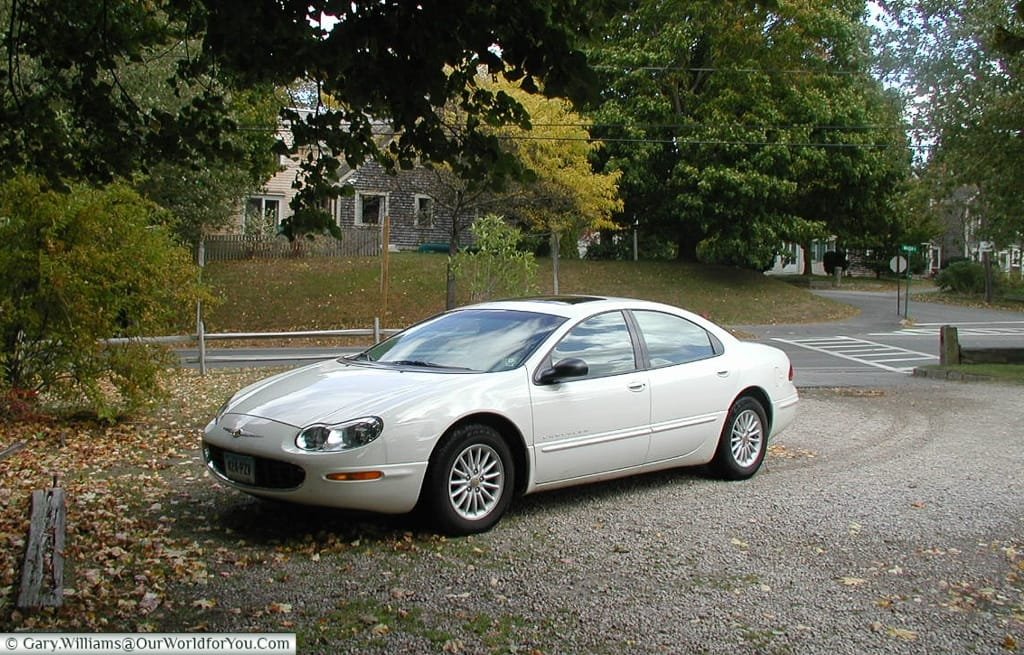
[181,289,1024,387]
[738,290,1024,388]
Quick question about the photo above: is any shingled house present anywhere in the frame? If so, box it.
[235,120,459,253]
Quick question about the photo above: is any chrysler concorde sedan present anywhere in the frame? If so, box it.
[203,296,798,535]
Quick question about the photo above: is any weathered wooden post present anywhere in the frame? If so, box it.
[939,325,960,366]
[17,475,67,610]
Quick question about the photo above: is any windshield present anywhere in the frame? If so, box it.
[356,309,566,372]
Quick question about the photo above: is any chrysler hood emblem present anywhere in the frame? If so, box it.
[226,426,259,439]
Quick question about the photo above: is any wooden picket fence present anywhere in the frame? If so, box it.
[203,228,381,262]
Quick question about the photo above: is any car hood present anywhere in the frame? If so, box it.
[221,358,469,428]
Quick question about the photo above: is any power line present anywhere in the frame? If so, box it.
[239,123,927,149]
[531,122,908,131]
[497,134,923,149]
[591,64,868,76]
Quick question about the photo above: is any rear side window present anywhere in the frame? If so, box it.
[633,310,718,367]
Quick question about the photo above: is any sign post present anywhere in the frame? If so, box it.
[892,245,918,319]
[890,254,908,317]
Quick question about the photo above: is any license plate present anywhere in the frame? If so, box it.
[223,451,256,485]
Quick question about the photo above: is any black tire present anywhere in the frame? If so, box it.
[711,396,768,480]
[423,423,514,535]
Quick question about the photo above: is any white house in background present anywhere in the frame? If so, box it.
[766,240,834,276]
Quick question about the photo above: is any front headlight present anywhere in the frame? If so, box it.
[295,417,384,452]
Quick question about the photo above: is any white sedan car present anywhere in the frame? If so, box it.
[203,296,798,535]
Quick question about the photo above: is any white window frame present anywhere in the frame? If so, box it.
[355,192,388,226]
[245,196,282,226]
[414,194,435,227]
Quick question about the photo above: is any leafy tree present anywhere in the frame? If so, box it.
[493,81,622,242]
[876,0,1024,246]
[488,78,622,291]
[402,74,621,306]
[3,0,604,216]
[1,1,281,244]
[589,0,912,269]
[0,176,206,418]
[133,87,283,246]
[0,0,239,186]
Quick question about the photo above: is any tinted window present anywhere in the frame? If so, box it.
[633,310,716,367]
[549,311,637,378]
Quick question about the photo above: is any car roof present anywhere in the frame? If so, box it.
[464,295,686,320]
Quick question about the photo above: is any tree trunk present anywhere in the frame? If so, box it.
[445,259,457,310]
[801,242,814,276]
[984,250,994,303]
[551,232,561,295]
[675,232,700,262]
[445,195,466,310]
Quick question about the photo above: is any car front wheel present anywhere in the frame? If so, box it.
[711,396,768,480]
[425,424,514,535]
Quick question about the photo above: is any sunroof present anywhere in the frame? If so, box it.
[527,295,607,305]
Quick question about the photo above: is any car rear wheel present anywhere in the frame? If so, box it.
[711,396,768,480]
[425,424,514,535]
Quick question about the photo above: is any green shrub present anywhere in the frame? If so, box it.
[0,175,207,418]
[934,260,988,294]
[450,214,538,303]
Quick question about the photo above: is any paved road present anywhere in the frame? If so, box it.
[181,291,1023,388]
[739,290,1024,388]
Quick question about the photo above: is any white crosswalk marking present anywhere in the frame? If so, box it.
[871,323,1024,338]
[771,336,939,374]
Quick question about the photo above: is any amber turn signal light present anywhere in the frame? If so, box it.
[326,471,384,482]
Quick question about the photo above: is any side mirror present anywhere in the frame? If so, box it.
[536,358,588,384]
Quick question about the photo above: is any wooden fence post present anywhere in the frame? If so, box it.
[939,325,960,366]
[17,477,67,610]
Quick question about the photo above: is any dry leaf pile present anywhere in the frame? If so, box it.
[0,369,267,632]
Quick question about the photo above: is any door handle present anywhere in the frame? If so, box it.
[717,370,730,377]
[628,382,646,392]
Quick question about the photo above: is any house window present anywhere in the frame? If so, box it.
[356,192,387,225]
[244,197,281,235]
[415,195,435,227]
[811,240,828,262]
[320,196,337,224]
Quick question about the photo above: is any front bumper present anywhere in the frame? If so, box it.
[202,417,428,515]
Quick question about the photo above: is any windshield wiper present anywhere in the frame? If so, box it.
[388,360,472,370]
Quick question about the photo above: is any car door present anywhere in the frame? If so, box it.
[631,310,734,463]
[530,311,651,485]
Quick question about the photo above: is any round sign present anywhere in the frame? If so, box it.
[889,255,908,274]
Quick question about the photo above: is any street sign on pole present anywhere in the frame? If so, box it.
[890,255,911,319]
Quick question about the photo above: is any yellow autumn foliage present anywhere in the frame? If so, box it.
[483,77,622,239]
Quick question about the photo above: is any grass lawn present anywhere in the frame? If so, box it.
[774,273,939,293]
[918,363,1024,384]
[202,254,856,333]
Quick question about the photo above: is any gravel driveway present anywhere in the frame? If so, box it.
[177,378,1024,654]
